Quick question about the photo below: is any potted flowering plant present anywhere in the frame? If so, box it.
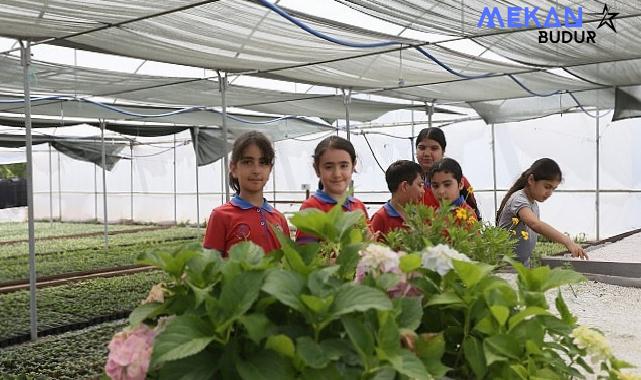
[104,203,636,380]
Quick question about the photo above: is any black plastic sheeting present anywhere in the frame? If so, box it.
[0,134,128,170]
[0,178,26,209]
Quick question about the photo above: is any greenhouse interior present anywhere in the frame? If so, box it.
[0,0,640,379]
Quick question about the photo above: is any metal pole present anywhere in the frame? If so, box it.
[343,88,352,141]
[595,106,601,240]
[173,134,177,225]
[194,126,200,229]
[272,162,276,204]
[220,158,224,205]
[57,151,61,221]
[427,102,434,128]
[94,164,98,220]
[217,71,230,202]
[48,142,53,224]
[411,101,415,161]
[130,141,134,222]
[100,120,108,250]
[21,40,38,341]
[491,123,498,223]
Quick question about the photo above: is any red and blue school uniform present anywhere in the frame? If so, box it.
[423,175,479,218]
[295,189,368,243]
[369,201,406,240]
[203,195,290,257]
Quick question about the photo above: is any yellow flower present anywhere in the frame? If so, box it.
[467,216,476,225]
[571,326,612,364]
[511,217,519,225]
[455,208,468,220]
[511,230,516,236]
[521,231,529,240]
[467,186,474,194]
[616,371,641,380]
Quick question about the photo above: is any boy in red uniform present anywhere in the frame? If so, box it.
[203,131,289,256]
[370,160,424,241]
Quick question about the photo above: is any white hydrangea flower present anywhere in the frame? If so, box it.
[355,244,402,282]
[571,325,613,364]
[420,244,470,276]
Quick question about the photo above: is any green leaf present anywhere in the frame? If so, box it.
[188,282,214,308]
[425,291,465,307]
[377,313,401,358]
[236,350,296,380]
[331,284,393,317]
[296,336,331,369]
[301,294,334,314]
[508,306,551,331]
[291,208,329,239]
[158,348,217,380]
[129,303,165,327]
[376,272,401,290]
[541,268,586,292]
[483,334,522,365]
[369,367,396,380]
[336,243,362,279]
[489,305,510,327]
[554,290,577,325]
[394,297,423,331]
[275,227,312,275]
[239,313,274,344]
[334,209,365,242]
[265,334,296,358]
[399,253,422,273]
[463,336,486,379]
[228,242,264,266]
[262,269,306,312]
[474,315,497,335]
[509,364,528,380]
[151,314,215,365]
[415,333,449,378]
[308,266,340,297]
[342,316,374,365]
[387,349,430,380]
[220,270,266,321]
[453,260,494,288]
[301,366,343,380]
[185,252,222,288]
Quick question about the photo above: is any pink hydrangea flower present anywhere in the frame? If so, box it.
[105,324,156,380]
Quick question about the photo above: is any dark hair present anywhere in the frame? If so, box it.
[415,127,446,151]
[313,136,356,190]
[429,157,462,183]
[430,158,482,220]
[229,131,275,193]
[385,160,423,193]
[496,158,563,224]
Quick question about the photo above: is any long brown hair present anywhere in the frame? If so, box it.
[496,158,562,224]
[229,131,275,193]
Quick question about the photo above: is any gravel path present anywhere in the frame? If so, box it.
[558,232,641,263]
[500,273,641,375]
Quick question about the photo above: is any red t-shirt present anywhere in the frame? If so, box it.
[423,175,478,217]
[369,201,405,240]
[295,190,368,243]
[203,196,290,256]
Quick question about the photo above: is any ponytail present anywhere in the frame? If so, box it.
[496,158,562,224]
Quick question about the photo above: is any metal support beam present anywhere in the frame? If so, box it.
[130,141,134,221]
[194,126,200,229]
[100,120,109,250]
[57,151,61,221]
[48,142,53,224]
[173,134,177,225]
[491,123,498,221]
[410,101,415,161]
[21,40,38,341]
[217,71,230,202]
[342,88,352,141]
[596,109,601,241]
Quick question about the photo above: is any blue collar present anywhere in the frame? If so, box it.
[230,195,274,212]
[312,189,355,206]
[383,201,401,218]
[452,195,465,207]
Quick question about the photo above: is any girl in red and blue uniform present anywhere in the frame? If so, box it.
[203,131,289,256]
[296,136,367,243]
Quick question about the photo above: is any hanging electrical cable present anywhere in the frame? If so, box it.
[361,133,386,174]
